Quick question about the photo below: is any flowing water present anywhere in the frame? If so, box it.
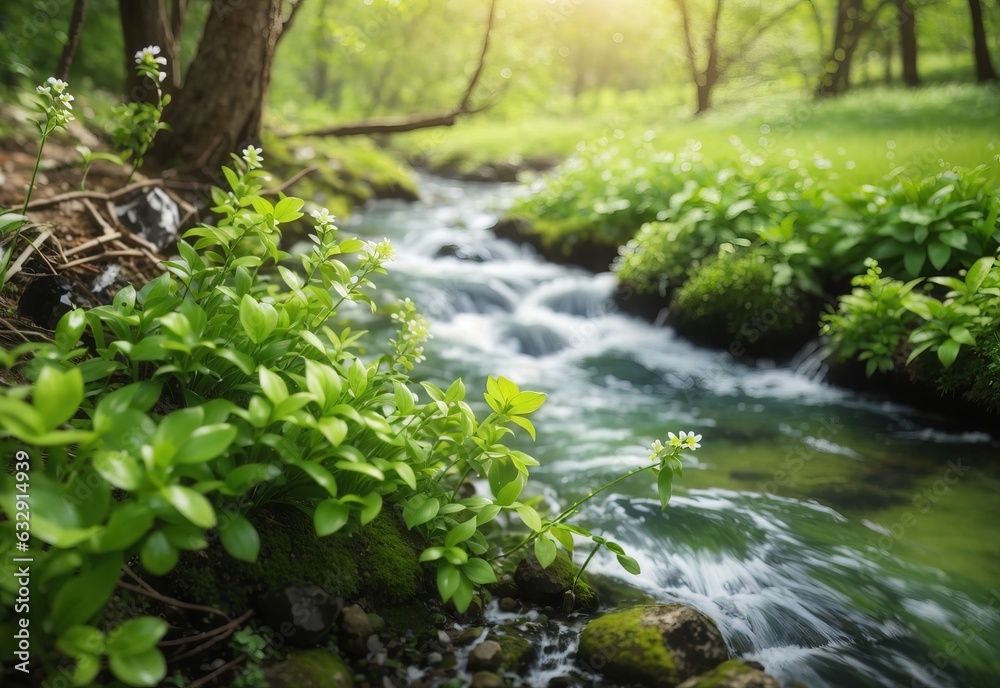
[336,176,1000,688]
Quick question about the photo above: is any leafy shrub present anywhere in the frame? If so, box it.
[822,256,1000,375]
[838,166,1000,280]
[1,141,693,685]
[670,248,808,351]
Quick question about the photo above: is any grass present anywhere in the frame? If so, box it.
[391,82,1000,187]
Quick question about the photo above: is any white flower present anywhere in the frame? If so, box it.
[680,431,702,450]
[46,77,68,92]
[311,208,335,225]
[667,432,683,448]
[157,71,167,82]
[135,45,167,66]
[241,145,264,170]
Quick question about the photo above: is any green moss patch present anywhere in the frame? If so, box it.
[578,606,678,687]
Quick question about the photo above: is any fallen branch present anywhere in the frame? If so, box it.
[262,164,318,196]
[59,249,142,270]
[6,229,54,281]
[119,567,231,620]
[26,178,165,211]
[63,231,123,258]
[187,654,247,688]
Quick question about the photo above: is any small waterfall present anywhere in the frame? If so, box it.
[789,338,829,382]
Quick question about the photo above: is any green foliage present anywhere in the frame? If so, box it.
[822,256,1000,375]
[230,627,273,688]
[0,130,695,681]
[671,248,806,347]
[838,166,1000,280]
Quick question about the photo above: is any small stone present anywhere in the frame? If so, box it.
[499,597,519,613]
[367,634,385,654]
[547,677,575,688]
[471,671,505,688]
[437,630,452,645]
[339,604,375,656]
[255,584,341,648]
[448,626,485,647]
[468,640,503,672]
[426,652,443,665]
[368,613,386,632]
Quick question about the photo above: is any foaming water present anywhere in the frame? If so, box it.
[346,176,1000,688]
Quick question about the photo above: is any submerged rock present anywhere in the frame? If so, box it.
[264,647,354,688]
[676,659,783,688]
[255,583,342,647]
[468,639,504,671]
[471,671,506,688]
[513,552,599,613]
[577,604,728,687]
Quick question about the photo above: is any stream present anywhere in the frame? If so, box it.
[336,175,1000,688]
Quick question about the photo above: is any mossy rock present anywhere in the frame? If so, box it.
[264,647,354,688]
[676,659,783,688]
[669,249,813,359]
[488,629,537,672]
[577,605,729,688]
[513,551,599,613]
[162,505,426,615]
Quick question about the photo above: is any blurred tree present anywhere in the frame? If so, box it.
[967,0,997,82]
[816,0,891,96]
[56,0,89,81]
[673,0,806,113]
[896,0,920,86]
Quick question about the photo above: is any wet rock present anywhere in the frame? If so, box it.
[264,647,354,688]
[367,612,386,632]
[448,626,485,647]
[114,187,180,251]
[676,659,783,688]
[468,639,504,671]
[489,628,536,671]
[577,604,728,687]
[90,263,125,301]
[254,584,342,647]
[514,552,599,613]
[435,243,493,262]
[471,671,506,688]
[499,597,520,613]
[339,603,375,656]
[17,275,74,329]
[548,677,578,688]
[426,651,443,665]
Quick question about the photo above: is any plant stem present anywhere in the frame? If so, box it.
[572,539,603,592]
[1,129,49,283]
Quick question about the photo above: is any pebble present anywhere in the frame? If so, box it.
[468,640,503,671]
[499,597,520,612]
[471,671,505,688]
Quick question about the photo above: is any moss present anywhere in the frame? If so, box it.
[670,249,812,357]
[578,606,678,688]
[677,660,778,688]
[356,510,425,604]
[264,648,354,688]
[547,551,599,612]
[489,630,536,671]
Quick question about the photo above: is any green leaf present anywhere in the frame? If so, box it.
[948,326,976,346]
[357,491,382,526]
[55,309,87,352]
[273,196,305,223]
[392,461,417,490]
[442,546,469,565]
[109,647,166,687]
[508,391,546,415]
[294,461,338,496]
[51,554,122,633]
[57,626,105,658]
[452,575,474,613]
[94,451,143,491]
[965,256,994,294]
[436,562,461,601]
[70,653,101,686]
[937,338,962,368]
[550,525,575,551]
[444,517,478,547]
[927,242,951,271]
[161,485,216,528]
[509,415,537,440]
[34,365,83,430]
[141,531,179,575]
[91,503,154,552]
[314,499,350,536]
[445,378,466,402]
[175,424,237,464]
[259,367,289,405]
[534,534,557,568]
[240,294,277,344]
[219,515,260,562]
[657,466,674,510]
[393,383,415,414]
[106,617,169,656]
[495,479,524,507]
[463,558,497,585]
[225,463,281,493]
[419,547,444,562]
[402,494,440,528]
[616,554,641,575]
[516,505,543,532]
[903,247,926,277]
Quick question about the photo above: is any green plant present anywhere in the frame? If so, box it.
[0,76,75,285]
[820,259,924,375]
[80,45,172,185]
[0,142,690,684]
[230,626,272,688]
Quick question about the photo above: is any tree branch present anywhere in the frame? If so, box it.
[56,0,89,80]
[673,0,701,84]
[280,0,500,139]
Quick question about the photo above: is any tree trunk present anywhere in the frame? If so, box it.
[155,0,284,171]
[56,0,89,81]
[896,0,920,86]
[967,0,998,83]
[119,0,180,100]
[816,0,871,96]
